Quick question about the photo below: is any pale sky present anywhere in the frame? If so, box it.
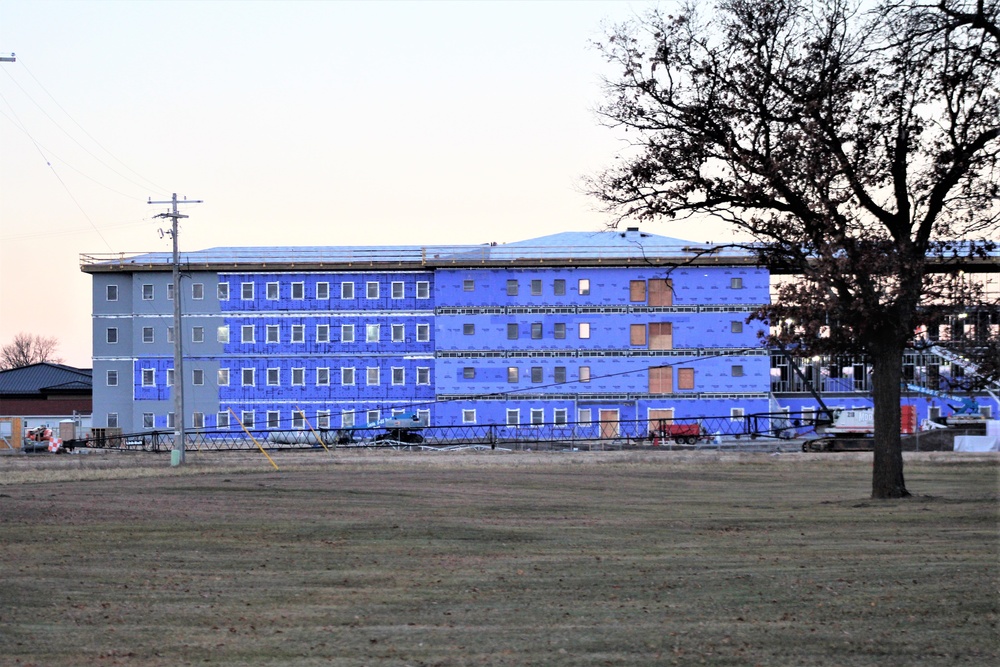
[0,0,738,368]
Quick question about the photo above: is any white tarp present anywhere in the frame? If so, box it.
[954,420,1000,452]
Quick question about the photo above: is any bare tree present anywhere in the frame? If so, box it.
[0,333,63,371]
[591,0,999,498]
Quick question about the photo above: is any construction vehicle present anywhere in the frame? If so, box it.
[23,425,72,453]
[648,420,703,446]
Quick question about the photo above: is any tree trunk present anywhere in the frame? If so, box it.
[870,342,910,498]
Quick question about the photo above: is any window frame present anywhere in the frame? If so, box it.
[267,367,280,386]
[366,281,379,299]
[316,324,330,343]
[106,370,118,387]
[291,324,305,343]
[142,284,154,301]
[391,281,404,299]
[316,367,330,386]
[341,281,355,299]
[142,326,154,344]
[192,283,204,300]
[218,282,230,300]
[242,367,255,387]
[416,281,430,299]
[141,368,155,387]
[341,324,355,343]
[291,282,305,300]
[416,323,430,342]
[291,367,306,386]
[316,282,330,300]
[241,325,255,344]
[241,282,254,300]
[341,367,355,386]
[191,326,204,343]
[241,411,255,430]
[266,281,280,300]
[106,284,118,301]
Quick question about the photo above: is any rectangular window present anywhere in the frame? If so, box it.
[267,368,280,386]
[553,279,566,296]
[463,279,475,292]
[366,281,379,299]
[241,325,255,343]
[167,284,174,301]
[531,279,542,296]
[366,324,380,343]
[531,408,544,425]
[416,281,430,299]
[218,325,229,343]
[242,411,255,429]
[391,324,405,343]
[291,282,304,300]
[142,284,154,300]
[316,367,330,385]
[241,282,254,300]
[649,278,673,307]
[731,277,744,289]
[507,367,518,383]
[192,283,204,300]
[416,367,430,385]
[531,366,543,383]
[554,408,568,426]
[367,367,380,385]
[291,324,305,343]
[342,367,355,385]
[531,322,543,339]
[106,370,118,386]
[630,280,646,302]
[366,410,381,426]
[166,369,175,387]
[630,324,646,346]
[143,413,154,429]
[391,367,404,385]
[649,366,673,394]
[507,323,519,340]
[463,367,475,380]
[192,412,205,429]
[462,409,476,424]
[316,324,330,343]
[292,410,306,429]
[107,413,119,428]
[506,279,518,296]
[266,282,279,300]
[316,282,330,300]
[106,284,118,301]
[342,410,355,428]
[167,326,175,344]
[291,368,305,386]
[218,368,229,386]
[242,367,255,386]
[142,368,155,387]
[267,411,280,430]
[192,326,204,343]
[142,327,154,344]
[731,407,745,421]
[649,322,673,350]
[731,321,744,333]
[341,324,355,343]
[579,366,591,383]
[391,281,404,299]
[416,323,430,342]
[732,365,745,377]
[554,366,566,384]
[192,369,204,386]
[218,411,230,429]
[578,279,590,295]
[341,282,354,299]
[167,412,175,429]
[218,282,230,300]
[266,324,280,344]
[463,323,475,335]
[506,409,520,426]
[578,408,592,424]
[554,323,566,339]
[106,327,119,344]
[317,410,331,429]
[579,323,591,339]
[678,368,695,390]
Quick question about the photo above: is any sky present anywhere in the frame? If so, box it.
[0,0,740,368]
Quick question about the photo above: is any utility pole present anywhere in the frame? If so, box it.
[150,193,203,466]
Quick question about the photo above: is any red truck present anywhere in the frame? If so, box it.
[649,421,702,446]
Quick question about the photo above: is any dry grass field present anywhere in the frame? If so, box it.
[1,450,997,666]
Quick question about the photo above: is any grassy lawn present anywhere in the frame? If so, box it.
[0,451,997,666]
